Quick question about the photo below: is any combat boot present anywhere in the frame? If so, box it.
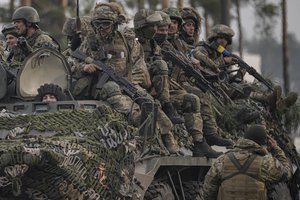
[162,134,179,154]
[276,92,298,112]
[205,133,234,147]
[193,140,223,158]
[162,102,185,124]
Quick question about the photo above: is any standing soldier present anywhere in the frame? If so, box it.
[203,124,292,200]
[71,3,179,154]
[134,9,222,158]
[11,6,60,65]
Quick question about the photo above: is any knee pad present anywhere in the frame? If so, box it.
[182,93,200,113]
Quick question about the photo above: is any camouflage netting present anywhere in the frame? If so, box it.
[0,105,138,200]
[214,83,300,167]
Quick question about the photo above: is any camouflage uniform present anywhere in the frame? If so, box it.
[62,15,93,56]
[179,7,202,46]
[193,24,235,73]
[160,11,233,147]
[10,6,59,67]
[146,10,222,158]
[71,3,179,153]
[203,126,292,200]
[133,9,185,125]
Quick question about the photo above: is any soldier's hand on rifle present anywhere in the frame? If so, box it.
[224,56,237,64]
[83,63,98,73]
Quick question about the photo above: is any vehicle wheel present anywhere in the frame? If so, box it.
[144,181,175,200]
[267,182,292,200]
[182,181,204,200]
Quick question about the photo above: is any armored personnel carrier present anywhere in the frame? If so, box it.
[0,48,299,199]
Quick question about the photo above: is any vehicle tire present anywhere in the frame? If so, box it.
[144,181,175,200]
[267,182,292,200]
[182,181,204,200]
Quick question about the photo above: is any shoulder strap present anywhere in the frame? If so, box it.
[222,152,257,181]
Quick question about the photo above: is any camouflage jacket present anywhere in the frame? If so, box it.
[72,29,151,98]
[7,29,60,68]
[203,138,292,200]
[192,41,224,73]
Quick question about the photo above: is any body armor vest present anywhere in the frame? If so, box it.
[218,152,267,200]
[89,31,129,75]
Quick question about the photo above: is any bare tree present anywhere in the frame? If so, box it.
[177,0,184,9]
[162,0,170,9]
[137,0,145,10]
[235,0,243,58]
[20,0,32,6]
[220,0,231,25]
[282,0,290,94]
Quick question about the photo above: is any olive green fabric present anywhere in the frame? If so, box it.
[0,105,137,199]
[12,6,40,23]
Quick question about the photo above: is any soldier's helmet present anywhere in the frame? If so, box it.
[133,9,162,30]
[1,24,18,37]
[91,2,126,25]
[180,7,201,30]
[62,18,76,36]
[12,6,40,24]
[244,124,267,145]
[156,11,171,26]
[35,83,67,101]
[207,24,235,45]
[62,16,92,36]
[100,81,122,100]
[163,7,183,26]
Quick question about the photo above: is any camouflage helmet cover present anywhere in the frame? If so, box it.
[91,2,126,24]
[1,23,18,37]
[207,24,235,44]
[62,16,92,36]
[100,81,122,100]
[163,7,183,26]
[12,6,40,23]
[134,9,162,29]
[180,7,201,30]
[156,11,171,26]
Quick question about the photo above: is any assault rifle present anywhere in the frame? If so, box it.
[72,49,153,106]
[161,49,233,106]
[213,44,274,91]
[71,49,157,137]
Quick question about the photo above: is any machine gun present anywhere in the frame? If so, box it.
[214,45,274,91]
[161,49,233,106]
[71,49,157,138]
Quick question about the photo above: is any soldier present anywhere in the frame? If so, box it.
[203,124,292,200]
[135,9,222,158]
[179,7,202,46]
[193,24,236,74]
[134,9,184,125]
[156,11,233,147]
[71,3,179,153]
[35,83,67,102]
[1,24,18,50]
[61,16,93,53]
[11,6,60,65]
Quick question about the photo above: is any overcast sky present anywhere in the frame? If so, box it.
[233,0,300,42]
